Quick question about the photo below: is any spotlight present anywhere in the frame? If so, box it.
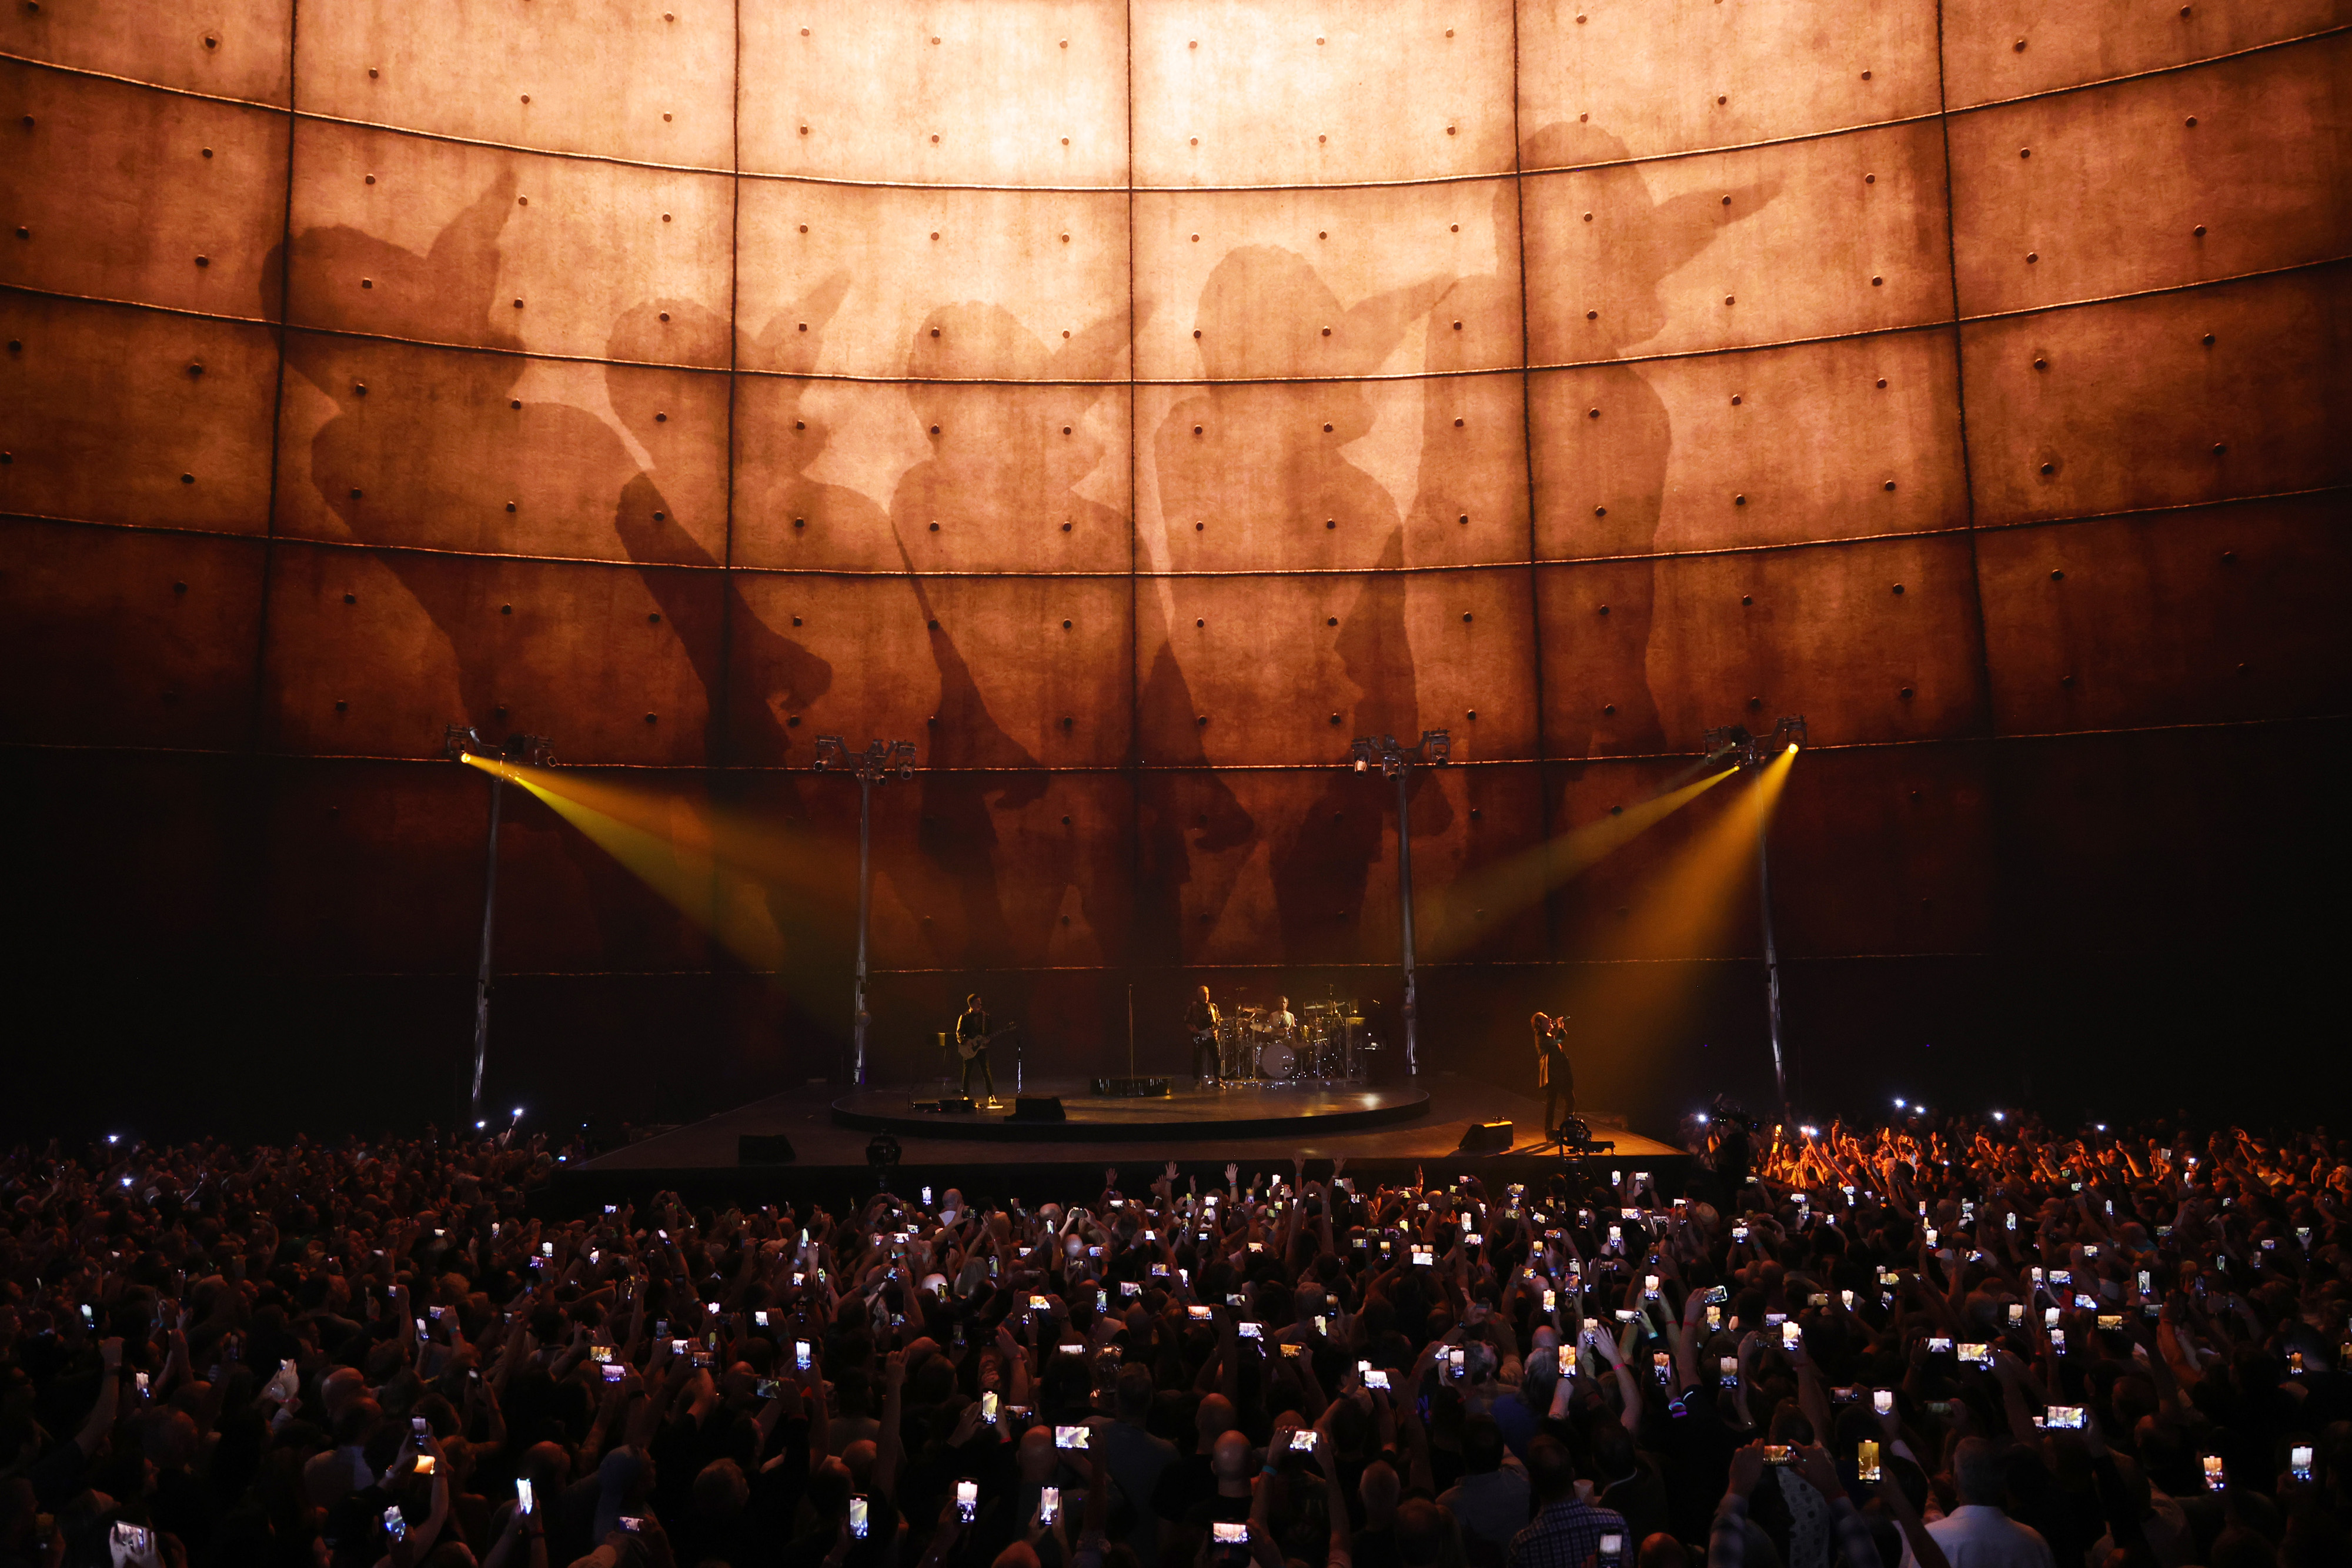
[1696,1112,1710,1125]
[121,1176,133,1188]
[106,1134,119,1145]
[1992,1110,2005,1122]
[2095,1122,2107,1132]
[1894,1097,1907,1109]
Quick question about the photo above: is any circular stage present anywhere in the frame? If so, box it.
[831,1079,1430,1143]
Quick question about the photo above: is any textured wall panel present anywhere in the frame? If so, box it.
[1522,120,1951,365]
[740,0,1126,187]
[1942,0,2351,107]
[1977,495,2352,734]
[1136,567,1537,768]
[1948,37,2352,316]
[261,543,720,763]
[1518,0,1942,162]
[0,293,278,533]
[732,377,1132,574]
[726,573,1131,770]
[1990,724,2341,954]
[737,183,1128,382]
[1130,0,1514,188]
[1139,764,1539,969]
[0,1,292,104]
[1766,743,1995,958]
[857,770,1136,974]
[295,0,733,168]
[0,518,264,747]
[283,121,732,363]
[1133,179,1519,382]
[1529,329,1966,561]
[272,330,731,563]
[1538,534,1989,759]
[1137,373,1530,575]
[1962,265,2351,526]
[2,62,288,316]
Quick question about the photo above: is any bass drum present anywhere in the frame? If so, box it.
[1259,1039,1297,1080]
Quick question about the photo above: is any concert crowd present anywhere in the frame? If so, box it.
[0,1114,2346,1568]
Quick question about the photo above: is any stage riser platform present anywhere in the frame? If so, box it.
[831,1080,1430,1142]
[550,1072,1690,1218]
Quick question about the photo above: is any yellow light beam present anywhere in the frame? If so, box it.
[1547,745,1800,1066]
[460,754,818,971]
[1425,764,1739,961]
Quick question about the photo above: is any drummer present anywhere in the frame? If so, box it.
[1271,995,1299,1034]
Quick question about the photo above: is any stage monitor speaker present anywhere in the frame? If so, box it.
[1010,1095,1067,1122]
[736,1134,796,1165]
[1455,1119,1514,1154]
[924,1097,975,1114]
[1090,1076,1172,1098]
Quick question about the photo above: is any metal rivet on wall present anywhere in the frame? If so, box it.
[1603,704,1616,716]
[181,473,194,483]
[1461,611,1473,623]
[1458,513,1469,525]
[2050,569,2064,579]
[1883,479,1897,491]
[1733,493,1746,506]
[344,592,356,604]
[1892,583,1905,594]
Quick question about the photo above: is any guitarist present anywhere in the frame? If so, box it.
[1186,985,1222,1087]
[956,993,997,1103]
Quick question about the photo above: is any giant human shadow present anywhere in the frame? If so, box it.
[1508,121,1778,759]
[604,292,866,1041]
[269,173,834,981]
[881,303,1133,998]
[1149,246,1452,962]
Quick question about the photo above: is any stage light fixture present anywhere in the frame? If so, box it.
[447,720,556,1129]
[1705,716,1803,1121]
[815,736,921,1085]
[1346,731,1451,1078]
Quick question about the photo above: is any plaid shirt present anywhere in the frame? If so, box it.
[1506,1497,1630,1568]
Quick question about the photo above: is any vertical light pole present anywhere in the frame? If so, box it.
[814,736,918,1086]
[1704,716,1805,1122]
[447,726,554,1131]
[1350,730,1451,1078]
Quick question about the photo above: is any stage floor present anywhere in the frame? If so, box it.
[830,1079,1429,1142]
[553,1071,1689,1210]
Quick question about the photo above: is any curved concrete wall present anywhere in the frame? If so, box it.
[4,0,2347,1125]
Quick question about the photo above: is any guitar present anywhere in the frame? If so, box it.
[957,1022,1020,1061]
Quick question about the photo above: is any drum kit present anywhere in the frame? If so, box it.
[1217,998,1368,1085]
